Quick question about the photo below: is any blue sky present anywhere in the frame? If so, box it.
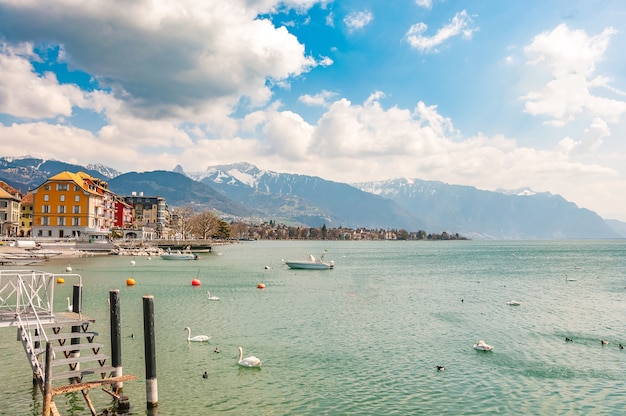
[1,0,626,220]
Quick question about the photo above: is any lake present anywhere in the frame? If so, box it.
[0,240,625,415]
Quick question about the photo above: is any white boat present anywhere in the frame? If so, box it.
[285,251,334,270]
[506,300,521,306]
[160,248,198,260]
[473,340,494,351]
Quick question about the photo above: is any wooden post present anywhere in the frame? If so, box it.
[42,342,53,416]
[109,290,123,387]
[143,295,158,409]
[70,284,82,373]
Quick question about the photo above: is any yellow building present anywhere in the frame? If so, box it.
[19,192,34,237]
[0,186,21,237]
[32,171,116,241]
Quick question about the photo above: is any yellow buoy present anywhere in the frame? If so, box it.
[56,277,65,284]
[126,278,136,286]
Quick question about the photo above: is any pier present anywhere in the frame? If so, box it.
[0,270,137,415]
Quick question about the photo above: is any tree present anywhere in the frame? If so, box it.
[189,210,220,239]
[170,206,194,239]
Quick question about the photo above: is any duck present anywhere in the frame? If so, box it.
[601,339,609,345]
[619,343,624,350]
[184,327,210,342]
[237,347,262,367]
[473,340,494,351]
[565,337,573,342]
[214,347,220,353]
[202,371,208,379]
[436,365,445,371]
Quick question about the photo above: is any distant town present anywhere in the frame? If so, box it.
[0,170,467,242]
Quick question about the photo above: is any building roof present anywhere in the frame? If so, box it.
[44,171,101,196]
[0,187,20,200]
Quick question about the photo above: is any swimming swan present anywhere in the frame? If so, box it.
[66,297,73,312]
[206,291,220,301]
[184,327,210,342]
[473,340,494,351]
[237,347,262,367]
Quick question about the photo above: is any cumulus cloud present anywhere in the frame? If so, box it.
[344,10,374,33]
[521,24,626,126]
[405,10,477,53]
[0,1,318,121]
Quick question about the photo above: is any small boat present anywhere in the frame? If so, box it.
[473,340,494,351]
[285,251,334,270]
[506,300,521,306]
[160,247,198,260]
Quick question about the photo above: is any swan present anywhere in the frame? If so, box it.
[206,291,220,301]
[237,347,262,367]
[473,340,493,351]
[66,297,73,312]
[184,327,210,342]
[130,259,136,266]
[65,264,72,272]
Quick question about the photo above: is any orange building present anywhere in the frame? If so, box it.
[32,171,118,241]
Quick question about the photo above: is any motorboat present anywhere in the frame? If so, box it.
[506,300,521,306]
[285,251,334,270]
[160,248,198,260]
[473,340,494,351]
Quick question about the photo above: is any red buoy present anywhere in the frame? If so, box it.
[192,279,202,286]
[257,283,266,289]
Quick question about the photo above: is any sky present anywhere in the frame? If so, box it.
[1,1,626,221]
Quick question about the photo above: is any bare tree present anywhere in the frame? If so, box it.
[170,206,195,239]
[189,210,220,239]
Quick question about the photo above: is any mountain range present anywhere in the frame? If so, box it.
[0,156,623,239]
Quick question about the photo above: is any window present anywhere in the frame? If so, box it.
[72,217,81,226]
[56,184,69,191]
[43,194,49,201]
[47,230,52,237]
[74,185,80,191]
[58,206,66,214]
[60,195,65,202]
[75,195,80,202]
[42,205,50,213]
[72,206,81,214]
[44,185,50,190]
[41,217,49,225]
[57,217,65,226]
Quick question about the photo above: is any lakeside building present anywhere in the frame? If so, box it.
[0,183,22,237]
[19,192,34,237]
[32,171,122,241]
[123,193,170,238]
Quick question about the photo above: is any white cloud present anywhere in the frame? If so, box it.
[344,10,374,33]
[405,10,477,53]
[415,0,433,10]
[521,24,626,126]
[0,1,318,122]
[299,90,337,106]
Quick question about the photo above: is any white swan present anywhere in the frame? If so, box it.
[473,340,494,351]
[206,291,220,301]
[237,346,262,367]
[66,297,73,312]
[184,327,210,342]
[65,263,72,272]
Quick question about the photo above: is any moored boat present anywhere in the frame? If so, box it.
[285,251,334,270]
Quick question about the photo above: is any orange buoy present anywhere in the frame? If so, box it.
[56,277,65,284]
[126,278,136,286]
[257,283,266,289]
[192,279,201,286]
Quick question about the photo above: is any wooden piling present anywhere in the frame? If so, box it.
[143,295,158,409]
[42,342,53,416]
[109,290,123,388]
[70,284,82,374]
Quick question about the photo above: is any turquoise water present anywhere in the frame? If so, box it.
[1,240,625,415]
